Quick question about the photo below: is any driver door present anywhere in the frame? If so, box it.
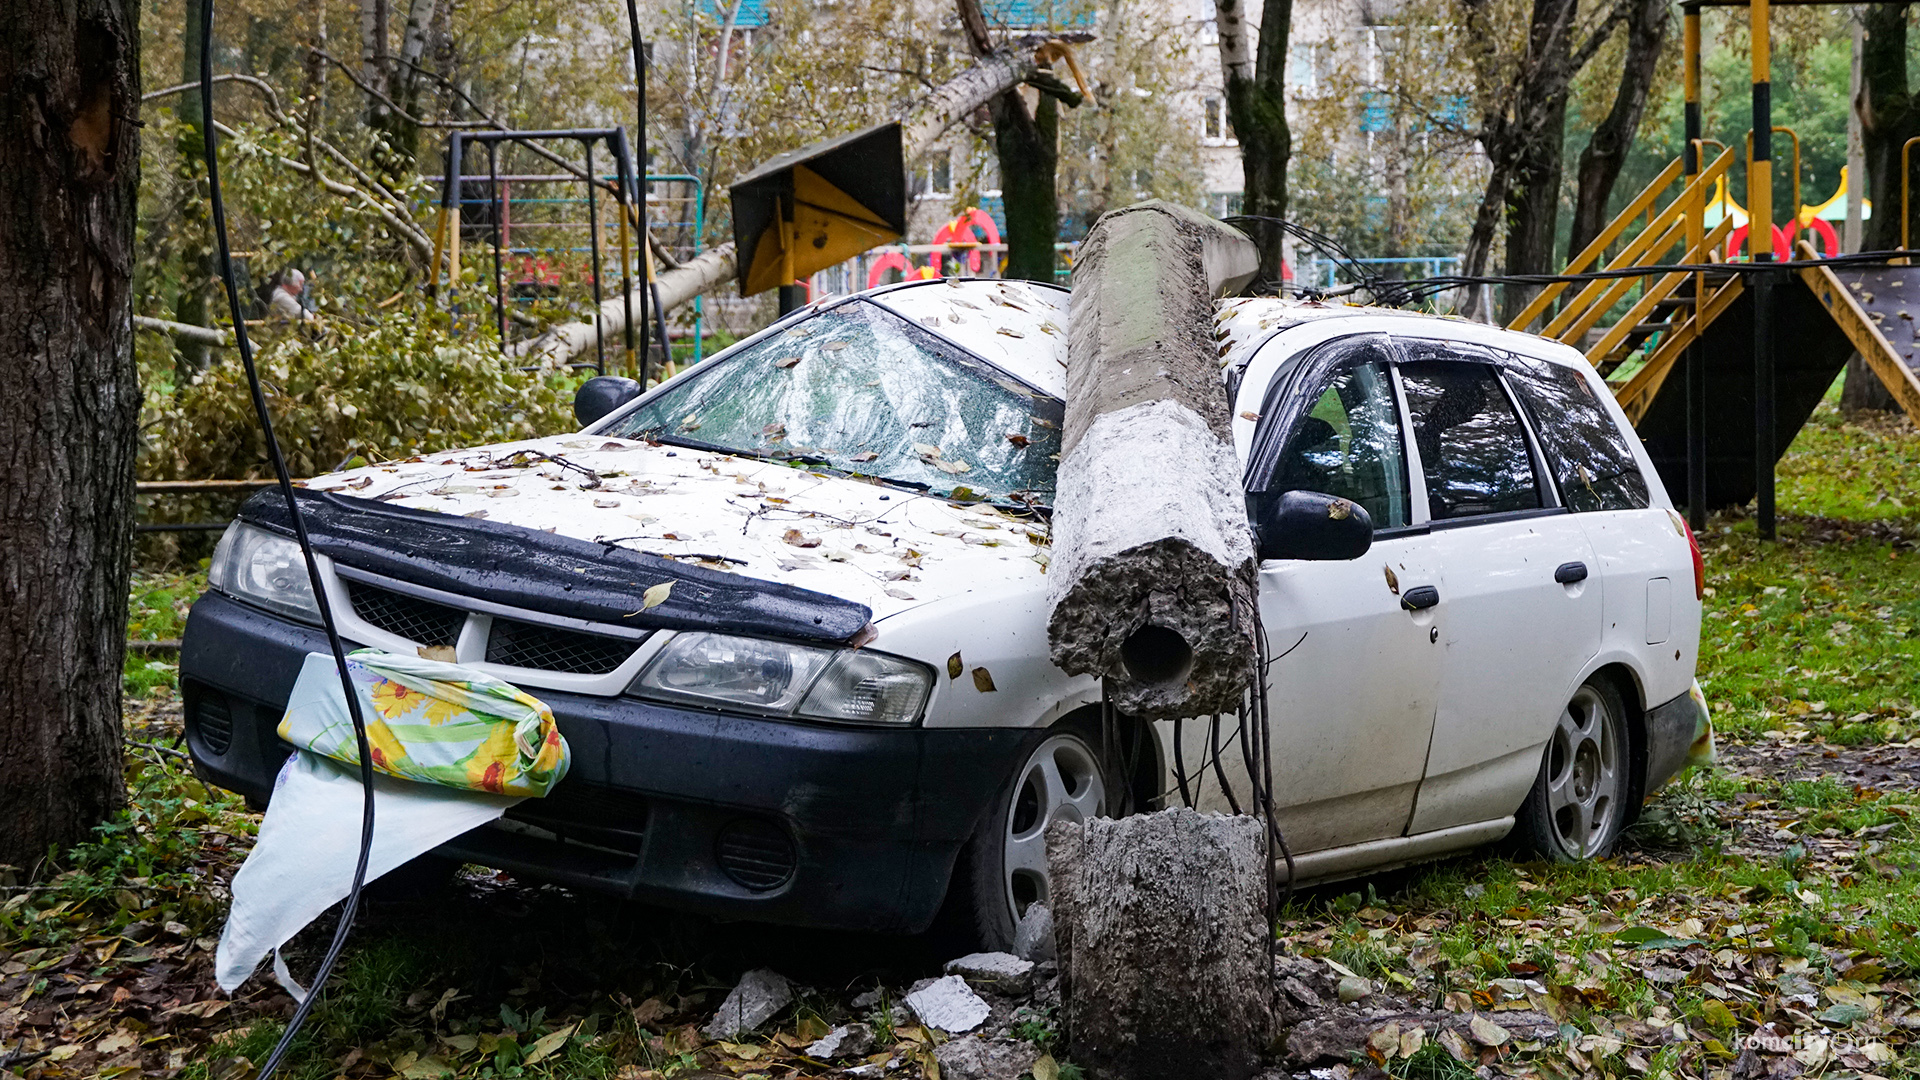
[1210,334,1443,852]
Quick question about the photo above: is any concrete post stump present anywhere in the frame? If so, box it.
[1046,809,1273,1079]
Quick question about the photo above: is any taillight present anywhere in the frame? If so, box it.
[1682,517,1705,600]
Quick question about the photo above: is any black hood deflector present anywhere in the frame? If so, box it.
[241,489,872,643]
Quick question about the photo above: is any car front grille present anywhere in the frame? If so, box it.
[342,576,642,676]
[347,581,464,647]
[485,618,635,675]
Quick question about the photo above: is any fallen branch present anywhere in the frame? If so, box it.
[134,315,230,348]
[508,243,736,368]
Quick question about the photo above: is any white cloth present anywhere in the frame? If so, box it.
[215,750,521,994]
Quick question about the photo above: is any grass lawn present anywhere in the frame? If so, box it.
[2,398,1916,1079]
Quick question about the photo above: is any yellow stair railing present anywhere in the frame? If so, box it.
[1508,144,1737,358]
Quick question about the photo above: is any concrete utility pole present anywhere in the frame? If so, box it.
[1046,201,1259,718]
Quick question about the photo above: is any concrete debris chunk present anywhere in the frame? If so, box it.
[944,951,1036,996]
[1011,903,1055,962]
[904,974,991,1034]
[702,967,794,1040]
[933,1035,1041,1080]
[1336,975,1373,1003]
[805,1022,874,1059]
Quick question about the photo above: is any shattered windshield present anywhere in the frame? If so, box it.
[604,299,1063,505]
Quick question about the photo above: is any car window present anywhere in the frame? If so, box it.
[602,300,1062,505]
[1267,361,1410,530]
[1399,360,1542,520]
[1501,356,1651,513]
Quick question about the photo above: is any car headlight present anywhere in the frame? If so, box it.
[209,521,321,624]
[630,632,931,725]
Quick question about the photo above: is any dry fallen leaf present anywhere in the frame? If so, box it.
[523,1023,576,1065]
[642,581,674,610]
[1383,564,1400,594]
[947,652,964,679]
[972,667,997,693]
[913,442,941,458]
[1469,1014,1510,1046]
[774,355,803,369]
[783,529,822,548]
[416,645,456,663]
[1006,434,1030,447]
[850,451,879,462]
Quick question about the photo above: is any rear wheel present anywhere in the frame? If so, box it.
[953,725,1114,951]
[1514,678,1630,861]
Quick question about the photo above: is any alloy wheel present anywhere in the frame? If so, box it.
[1545,684,1622,858]
[1001,734,1106,923]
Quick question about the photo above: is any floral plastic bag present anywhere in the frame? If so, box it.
[277,648,569,797]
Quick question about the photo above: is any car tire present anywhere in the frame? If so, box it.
[950,721,1118,951]
[1514,677,1632,861]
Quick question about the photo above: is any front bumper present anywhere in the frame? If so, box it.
[181,591,1031,933]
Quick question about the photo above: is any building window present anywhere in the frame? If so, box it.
[1202,96,1230,142]
[911,151,952,199]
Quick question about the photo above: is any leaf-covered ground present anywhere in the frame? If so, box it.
[3,401,1918,1080]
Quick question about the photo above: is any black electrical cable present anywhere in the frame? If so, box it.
[198,1,379,1074]
[1170,717,1194,808]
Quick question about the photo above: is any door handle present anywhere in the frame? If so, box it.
[1401,585,1440,611]
[1555,561,1589,584]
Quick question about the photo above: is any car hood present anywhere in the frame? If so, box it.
[306,434,1052,622]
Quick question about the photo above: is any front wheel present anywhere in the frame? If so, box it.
[1514,678,1631,861]
[953,726,1113,951]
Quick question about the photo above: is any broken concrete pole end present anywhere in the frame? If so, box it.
[1047,200,1260,718]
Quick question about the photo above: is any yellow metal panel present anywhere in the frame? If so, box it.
[741,164,902,295]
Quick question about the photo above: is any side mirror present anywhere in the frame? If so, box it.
[574,376,643,427]
[1255,490,1373,561]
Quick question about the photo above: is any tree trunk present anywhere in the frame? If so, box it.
[1047,810,1273,1080]
[1213,0,1292,279]
[992,91,1059,282]
[1847,3,1917,415]
[1500,0,1575,322]
[1860,3,1918,255]
[1567,0,1670,259]
[0,0,141,869]
[955,0,1072,283]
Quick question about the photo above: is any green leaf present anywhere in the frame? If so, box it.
[1816,1003,1869,1027]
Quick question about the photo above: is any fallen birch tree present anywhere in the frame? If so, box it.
[513,37,1085,370]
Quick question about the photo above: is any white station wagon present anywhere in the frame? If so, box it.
[183,277,1709,949]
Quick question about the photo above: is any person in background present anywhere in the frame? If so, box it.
[266,268,315,321]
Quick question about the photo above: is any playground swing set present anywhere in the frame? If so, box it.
[1507,0,1920,540]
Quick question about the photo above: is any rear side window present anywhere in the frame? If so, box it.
[1503,356,1650,513]
[1399,360,1542,520]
